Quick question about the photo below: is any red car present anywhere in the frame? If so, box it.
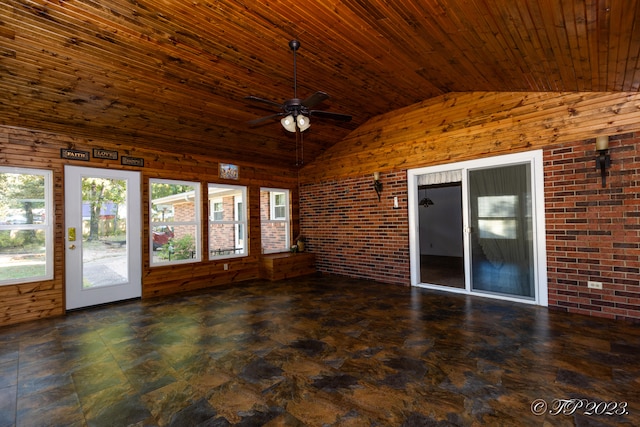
[152,227,174,250]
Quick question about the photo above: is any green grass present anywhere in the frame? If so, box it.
[0,264,46,280]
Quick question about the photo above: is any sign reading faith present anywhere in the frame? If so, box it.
[93,148,118,160]
[60,149,90,161]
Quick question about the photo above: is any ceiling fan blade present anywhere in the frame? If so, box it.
[302,91,329,108]
[245,95,284,109]
[247,113,284,126]
[308,110,352,122]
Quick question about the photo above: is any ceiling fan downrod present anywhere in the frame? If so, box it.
[244,38,352,130]
[289,40,300,103]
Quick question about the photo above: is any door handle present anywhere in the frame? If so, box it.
[69,244,76,250]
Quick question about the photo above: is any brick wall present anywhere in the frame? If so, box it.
[172,200,195,241]
[300,133,640,321]
[300,171,410,285]
[545,132,640,321]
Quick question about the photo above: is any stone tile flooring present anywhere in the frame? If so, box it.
[1,274,639,426]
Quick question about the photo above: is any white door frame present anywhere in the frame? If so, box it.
[64,166,141,310]
[408,150,548,306]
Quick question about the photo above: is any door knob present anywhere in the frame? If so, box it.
[69,244,76,250]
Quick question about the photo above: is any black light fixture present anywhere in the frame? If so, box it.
[419,188,434,208]
[419,197,434,208]
[595,135,611,187]
[373,172,382,201]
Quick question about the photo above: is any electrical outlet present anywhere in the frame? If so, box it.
[224,263,229,271]
[587,281,603,290]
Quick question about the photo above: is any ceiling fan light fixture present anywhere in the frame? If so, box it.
[281,115,296,132]
[297,115,311,132]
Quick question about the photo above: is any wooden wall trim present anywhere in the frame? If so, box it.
[299,91,640,183]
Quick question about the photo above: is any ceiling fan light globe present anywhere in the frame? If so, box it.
[281,115,296,132]
[297,115,311,132]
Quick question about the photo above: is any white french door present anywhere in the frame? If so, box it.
[64,166,141,310]
[408,151,548,305]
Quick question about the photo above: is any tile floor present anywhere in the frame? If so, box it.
[1,274,639,426]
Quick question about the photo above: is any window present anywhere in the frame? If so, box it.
[150,179,201,266]
[477,195,518,239]
[271,192,286,220]
[0,167,53,285]
[211,201,224,221]
[208,184,247,259]
[261,188,290,253]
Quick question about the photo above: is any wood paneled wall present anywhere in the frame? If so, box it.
[0,125,299,326]
[299,92,640,183]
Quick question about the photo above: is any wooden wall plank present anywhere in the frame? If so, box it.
[299,91,640,183]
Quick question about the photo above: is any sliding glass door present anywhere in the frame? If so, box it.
[468,163,535,299]
[408,151,547,305]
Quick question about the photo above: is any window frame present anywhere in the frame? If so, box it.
[208,183,247,260]
[0,167,54,286]
[270,191,287,220]
[261,187,290,254]
[211,200,224,222]
[149,178,202,267]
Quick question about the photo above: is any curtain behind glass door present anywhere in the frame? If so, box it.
[468,163,535,298]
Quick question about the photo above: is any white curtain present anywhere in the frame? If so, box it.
[469,163,534,297]
[417,170,462,186]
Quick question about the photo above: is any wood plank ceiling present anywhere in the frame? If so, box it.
[0,1,638,168]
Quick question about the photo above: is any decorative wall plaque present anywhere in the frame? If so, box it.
[60,149,90,161]
[93,148,118,160]
[121,156,144,167]
[219,163,239,180]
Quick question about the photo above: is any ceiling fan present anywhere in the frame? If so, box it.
[245,40,352,132]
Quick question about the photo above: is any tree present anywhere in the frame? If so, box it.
[82,178,126,241]
[1,172,45,244]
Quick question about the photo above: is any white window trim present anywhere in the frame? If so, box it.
[208,184,247,260]
[149,179,201,266]
[270,191,286,220]
[210,198,224,221]
[262,187,290,254]
[0,167,54,286]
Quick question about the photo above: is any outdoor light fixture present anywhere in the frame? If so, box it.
[373,172,382,201]
[595,135,610,187]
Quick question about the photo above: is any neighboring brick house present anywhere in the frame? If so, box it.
[152,188,289,257]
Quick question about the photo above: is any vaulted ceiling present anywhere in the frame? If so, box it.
[1,1,639,168]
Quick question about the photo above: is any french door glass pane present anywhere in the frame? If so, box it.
[468,163,535,298]
[81,177,128,289]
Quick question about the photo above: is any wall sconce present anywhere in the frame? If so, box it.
[595,135,611,187]
[373,172,382,201]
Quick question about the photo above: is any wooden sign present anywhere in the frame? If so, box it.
[60,149,90,161]
[121,156,144,167]
[93,148,118,160]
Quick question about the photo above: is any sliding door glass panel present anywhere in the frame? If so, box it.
[468,163,535,298]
